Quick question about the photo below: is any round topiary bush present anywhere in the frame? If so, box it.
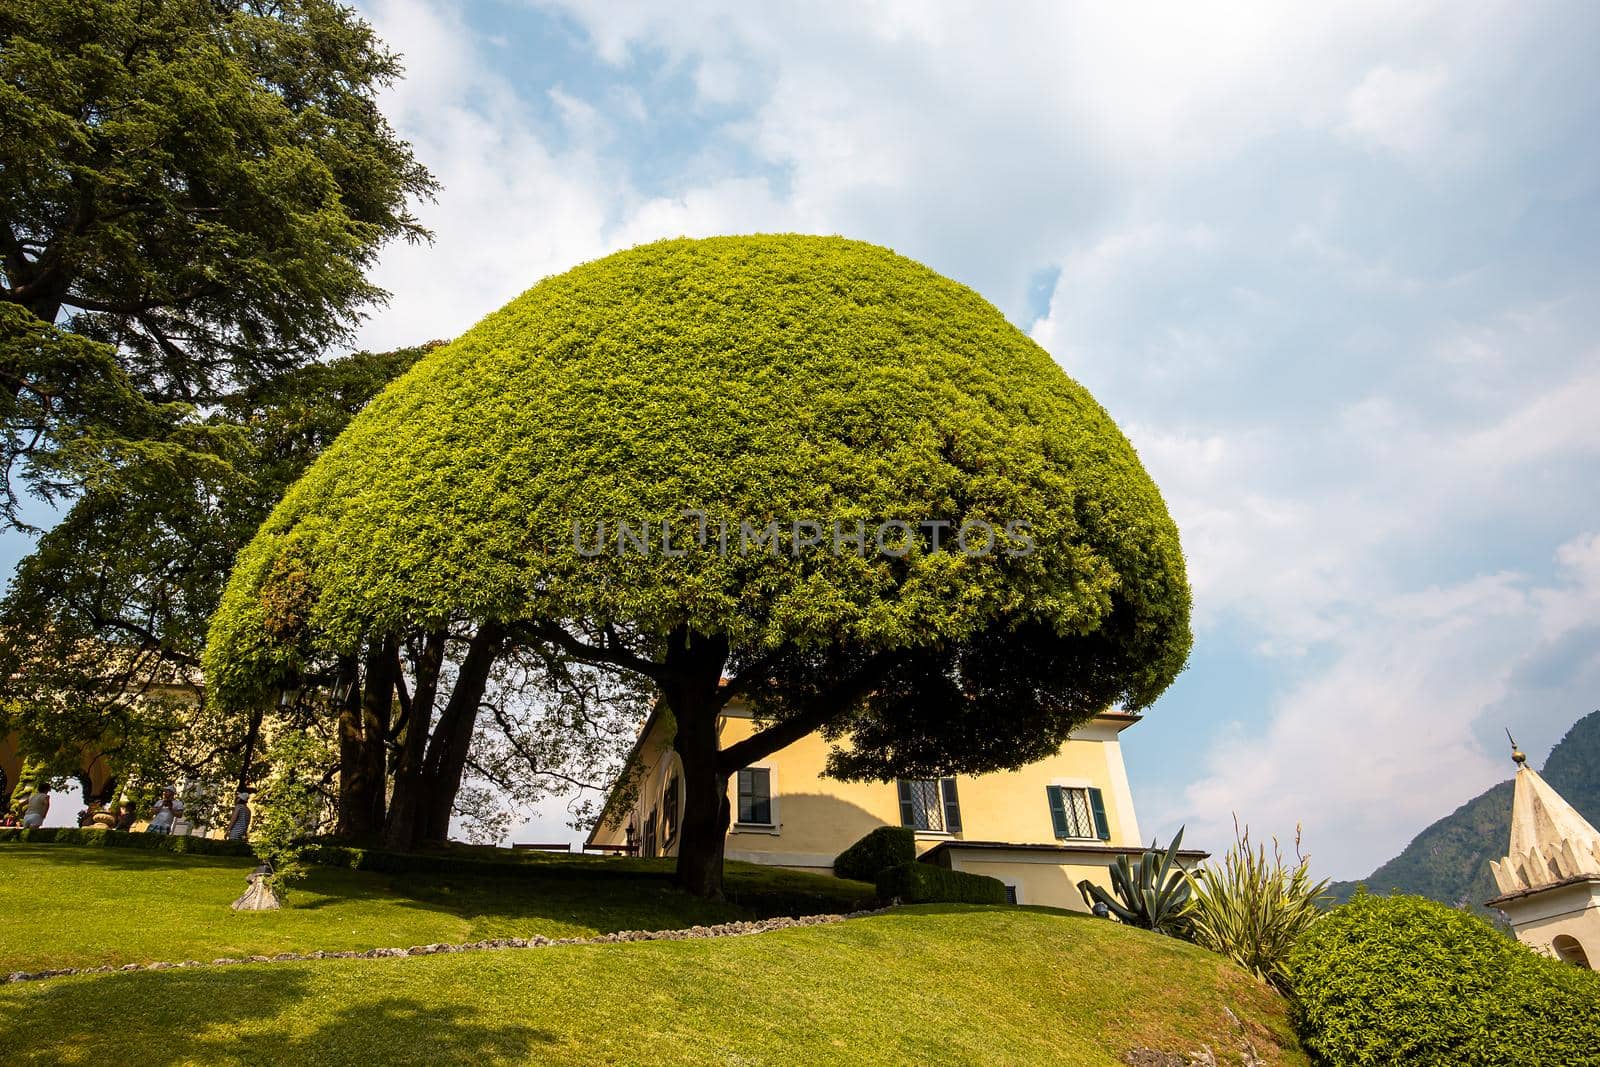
[1287,893,1600,1066]
[207,235,1190,719]
[205,234,1192,892]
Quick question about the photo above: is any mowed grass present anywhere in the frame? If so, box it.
[0,905,1306,1066]
[0,844,872,972]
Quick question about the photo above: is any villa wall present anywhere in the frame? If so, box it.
[1501,882,1600,966]
[592,705,1159,909]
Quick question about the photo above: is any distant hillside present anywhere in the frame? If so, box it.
[1328,710,1600,914]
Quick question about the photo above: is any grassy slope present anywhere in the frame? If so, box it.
[0,844,873,971]
[0,906,1305,1066]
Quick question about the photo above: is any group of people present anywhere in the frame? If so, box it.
[3,787,253,840]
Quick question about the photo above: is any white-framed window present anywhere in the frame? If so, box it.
[897,777,962,833]
[736,766,774,826]
[1002,882,1021,905]
[1047,785,1110,841]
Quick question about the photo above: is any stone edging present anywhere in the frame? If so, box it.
[2,908,889,987]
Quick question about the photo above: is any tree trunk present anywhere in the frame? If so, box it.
[235,704,265,793]
[664,628,732,899]
[359,635,398,832]
[672,696,732,899]
[334,653,371,837]
[415,621,505,845]
[383,628,446,850]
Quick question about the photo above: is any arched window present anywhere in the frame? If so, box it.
[662,775,680,845]
[1552,934,1591,969]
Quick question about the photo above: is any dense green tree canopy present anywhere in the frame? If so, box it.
[0,345,428,802]
[0,0,434,525]
[207,235,1191,892]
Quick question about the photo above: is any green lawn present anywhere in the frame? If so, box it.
[0,905,1305,1066]
[0,843,872,972]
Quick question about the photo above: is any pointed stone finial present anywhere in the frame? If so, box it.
[1506,727,1526,767]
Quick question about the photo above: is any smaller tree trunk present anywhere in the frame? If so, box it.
[383,628,446,850]
[415,621,505,845]
[359,635,398,831]
[235,705,266,794]
[334,653,372,837]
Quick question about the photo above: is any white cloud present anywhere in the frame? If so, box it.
[1341,65,1458,162]
[1175,540,1600,876]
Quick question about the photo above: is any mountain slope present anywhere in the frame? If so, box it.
[1329,710,1600,912]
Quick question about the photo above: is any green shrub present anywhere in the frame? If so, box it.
[1187,824,1328,990]
[1288,893,1600,1066]
[876,861,1008,905]
[834,826,916,883]
[0,827,254,856]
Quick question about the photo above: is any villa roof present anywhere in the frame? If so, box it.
[1486,872,1600,908]
[918,840,1208,863]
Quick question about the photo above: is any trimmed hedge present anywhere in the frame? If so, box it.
[833,826,916,883]
[0,827,254,857]
[1288,893,1600,1066]
[876,861,1009,905]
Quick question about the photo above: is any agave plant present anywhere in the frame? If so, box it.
[1185,820,1330,991]
[1077,827,1193,937]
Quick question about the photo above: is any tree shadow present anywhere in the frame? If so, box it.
[0,966,558,1065]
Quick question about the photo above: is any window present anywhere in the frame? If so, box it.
[897,777,962,833]
[642,810,657,858]
[1553,935,1592,969]
[737,768,772,825]
[1047,785,1110,841]
[662,775,680,844]
[1003,884,1019,905]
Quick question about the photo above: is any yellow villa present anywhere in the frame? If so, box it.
[588,702,1203,909]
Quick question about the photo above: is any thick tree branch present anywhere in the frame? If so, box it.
[530,621,667,682]
[716,652,903,773]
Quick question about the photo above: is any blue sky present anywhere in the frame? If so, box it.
[10,2,1600,876]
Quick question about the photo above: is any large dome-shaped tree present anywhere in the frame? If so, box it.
[205,235,1191,896]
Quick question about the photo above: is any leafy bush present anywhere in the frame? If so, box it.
[1288,893,1600,1065]
[250,731,332,897]
[1077,828,1192,936]
[1186,823,1328,990]
[876,861,1008,905]
[834,826,916,883]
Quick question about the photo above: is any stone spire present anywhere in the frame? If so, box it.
[1490,738,1600,896]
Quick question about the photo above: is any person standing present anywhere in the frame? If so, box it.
[225,793,252,841]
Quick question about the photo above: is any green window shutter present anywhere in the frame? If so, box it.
[1088,787,1111,841]
[941,777,962,833]
[897,779,916,828]
[1047,786,1069,839]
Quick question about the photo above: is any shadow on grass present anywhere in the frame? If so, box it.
[0,966,558,1066]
